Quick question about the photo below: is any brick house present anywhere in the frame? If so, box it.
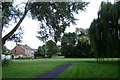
[11,44,35,59]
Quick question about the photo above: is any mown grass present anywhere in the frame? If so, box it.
[2,59,65,79]
[2,58,119,79]
[0,65,2,80]
[58,61,119,78]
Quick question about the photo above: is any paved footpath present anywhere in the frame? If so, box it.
[34,62,72,80]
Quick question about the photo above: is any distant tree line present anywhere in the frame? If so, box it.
[35,28,93,58]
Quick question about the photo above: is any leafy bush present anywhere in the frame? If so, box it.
[2,59,11,66]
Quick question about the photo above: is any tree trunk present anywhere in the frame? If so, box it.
[0,10,2,55]
[0,16,2,55]
[2,2,29,46]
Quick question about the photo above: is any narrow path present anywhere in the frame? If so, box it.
[34,62,72,80]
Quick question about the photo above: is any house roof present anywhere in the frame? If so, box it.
[17,44,34,51]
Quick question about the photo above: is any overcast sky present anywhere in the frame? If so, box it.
[4,0,114,50]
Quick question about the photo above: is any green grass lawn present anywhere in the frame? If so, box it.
[0,66,2,80]
[58,61,119,78]
[2,58,119,79]
[2,59,65,78]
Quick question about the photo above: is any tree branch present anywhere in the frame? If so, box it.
[2,2,29,46]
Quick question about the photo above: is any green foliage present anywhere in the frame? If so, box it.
[37,46,45,56]
[2,1,88,66]
[89,1,120,58]
[2,46,11,66]
[35,45,47,58]
[8,28,24,43]
[45,40,59,57]
[75,28,92,57]
[36,40,59,57]
[61,28,92,58]
[30,2,88,42]
[61,32,77,46]
[2,1,88,45]
[2,2,24,43]
[61,32,77,57]
[2,2,22,28]
[2,59,10,66]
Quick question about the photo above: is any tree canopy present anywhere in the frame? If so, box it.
[61,28,92,58]
[2,1,29,45]
[89,1,120,58]
[35,40,59,57]
[2,1,88,46]
[45,40,59,57]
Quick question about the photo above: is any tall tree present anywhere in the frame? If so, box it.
[75,28,92,57]
[61,32,77,57]
[2,1,88,46]
[36,46,45,56]
[0,2,2,55]
[31,2,88,42]
[45,40,59,57]
[2,2,30,46]
[89,1,120,59]
[61,28,92,58]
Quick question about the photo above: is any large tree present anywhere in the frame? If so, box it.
[89,1,120,59]
[2,2,29,46]
[61,28,92,58]
[61,32,77,57]
[45,40,59,57]
[0,2,2,54]
[75,28,92,57]
[36,40,59,57]
[35,46,45,57]
[2,1,88,47]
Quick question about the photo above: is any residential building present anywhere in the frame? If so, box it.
[11,44,34,59]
